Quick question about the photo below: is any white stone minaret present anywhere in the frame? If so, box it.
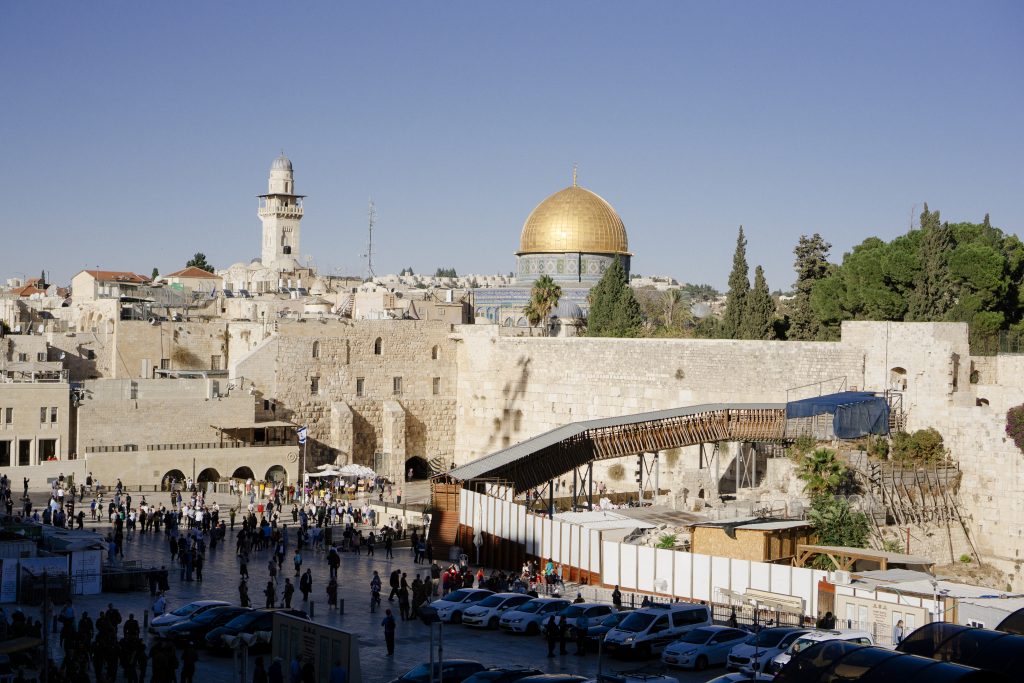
[259,154,305,270]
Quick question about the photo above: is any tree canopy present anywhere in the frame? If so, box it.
[523,274,562,331]
[586,257,643,337]
[186,253,214,273]
[723,226,750,339]
[789,234,832,340]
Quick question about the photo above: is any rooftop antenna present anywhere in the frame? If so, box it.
[362,198,376,279]
[572,163,578,188]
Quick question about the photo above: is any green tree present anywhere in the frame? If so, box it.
[907,204,955,320]
[523,275,562,330]
[587,257,643,337]
[807,495,871,567]
[789,234,832,340]
[434,267,457,278]
[743,265,776,339]
[723,226,750,338]
[151,267,160,281]
[796,448,847,496]
[186,253,214,273]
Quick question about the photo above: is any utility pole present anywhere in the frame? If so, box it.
[364,198,377,280]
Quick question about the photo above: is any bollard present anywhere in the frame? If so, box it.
[309,601,315,618]
[339,599,344,615]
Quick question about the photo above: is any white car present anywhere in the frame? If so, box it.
[705,674,776,683]
[462,593,533,629]
[726,627,809,674]
[557,603,614,629]
[768,629,873,674]
[498,598,571,635]
[419,588,494,624]
[148,600,230,635]
[661,626,751,670]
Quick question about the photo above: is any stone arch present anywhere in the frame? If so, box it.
[265,465,288,483]
[197,468,220,484]
[232,466,255,480]
[503,317,514,327]
[312,340,320,358]
[889,367,908,391]
[404,456,432,481]
[161,469,186,491]
[976,398,990,407]
[373,337,382,355]
[431,345,440,360]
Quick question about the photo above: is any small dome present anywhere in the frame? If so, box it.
[549,301,584,319]
[519,184,629,255]
[271,154,293,171]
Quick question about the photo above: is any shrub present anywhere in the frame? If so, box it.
[890,428,948,464]
[807,495,870,568]
[1007,404,1024,453]
[881,538,903,554]
[607,463,625,481]
[796,448,847,495]
[787,435,816,461]
[868,436,890,460]
[657,534,678,549]
[959,554,972,564]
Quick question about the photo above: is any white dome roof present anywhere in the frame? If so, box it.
[271,154,292,171]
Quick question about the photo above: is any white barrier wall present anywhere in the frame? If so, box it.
[461,488,828,618]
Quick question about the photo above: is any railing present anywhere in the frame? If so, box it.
[1,369,69,383]
[84,440,296,453]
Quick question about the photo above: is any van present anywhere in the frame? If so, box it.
[602,603,711,657]
[768,629,873,673]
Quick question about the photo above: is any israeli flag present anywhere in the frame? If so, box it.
[296,427,308,444]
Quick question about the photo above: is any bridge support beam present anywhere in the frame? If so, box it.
[637,452,660,506]
[571,461,594,512]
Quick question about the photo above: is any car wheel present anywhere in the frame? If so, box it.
[694,655,708,671]
[451,611,463,625]
[488,617,498,629]
[526,622,539,636]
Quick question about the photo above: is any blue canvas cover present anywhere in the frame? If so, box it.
[786,391,889,439]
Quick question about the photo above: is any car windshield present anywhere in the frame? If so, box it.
[223,612,261,629]
[170,604,201,617]
[516,600,545,614]
[790,636,819,654]
[600,612,627,628]
[751,629,794,648]
[618,612,655,632]
[560,606,584,618]
[477,596,505,608]
[401,664,434,682]
[193,608,235,624]
[678,628,715,644]
[446,590,474,603]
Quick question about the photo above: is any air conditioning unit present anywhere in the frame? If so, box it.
[829,570,852,585]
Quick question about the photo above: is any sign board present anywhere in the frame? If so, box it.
[70,549,103,595]
[18,557,69,577]
[272,612,361,683]
[0,559,19,603]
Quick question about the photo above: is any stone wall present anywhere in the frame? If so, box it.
[112,321,230,378]
[0,382,71,465]
[45,330,116,380]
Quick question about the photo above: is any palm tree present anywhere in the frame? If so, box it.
[796,448,846,495]
[525,275,562,332]
[661,289,684,328]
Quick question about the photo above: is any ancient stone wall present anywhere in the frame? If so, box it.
[112,321,230,378]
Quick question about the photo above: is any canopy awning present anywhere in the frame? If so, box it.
[213,420,298,430]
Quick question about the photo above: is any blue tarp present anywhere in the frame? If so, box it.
[786,391,890,439]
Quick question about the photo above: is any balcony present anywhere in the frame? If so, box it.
[258,198,303,218]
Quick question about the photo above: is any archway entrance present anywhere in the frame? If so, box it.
[161,469,186,491]
[197,468,220,484]
[265,465,288,484]
[232,466,255,480]
[405,456,432,481]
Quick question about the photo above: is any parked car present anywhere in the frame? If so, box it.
[726,627,809,673]
[581,673,680,683]
[388,660,486,683]
[498,598,571,635]
[515,676,587,683]
[462,593,534,629]
[461,667,545,683]
[163,606,251,646]
[574,610,630,651]
[149,600,230,635]
[767,629,873,674]
[556,603,614,629]
[705,674,775,682]
[661,626,750,670]
[204,608,309,652]
[603,603,711,658]
[419,589,494,624]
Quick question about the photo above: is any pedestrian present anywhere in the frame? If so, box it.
[727,609,738,628]
[545,615,558,657]
[293,549,302,576]
[253,656,269,683]
[327,578,338,610]
[558,615,570,654]
[611,585,622,610]
[381,609,396,656]
[283,579,295,608]
[180,644,198,683]
[265,581,277,608]
[388,569,400,601]
[576,612,589,655]
[300,569,312,602]
[893,619,905,645]
[239,579,250,607]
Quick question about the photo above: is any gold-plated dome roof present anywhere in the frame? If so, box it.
[518,184,630,255]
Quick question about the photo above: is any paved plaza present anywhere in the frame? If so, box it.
[17,491,725,683]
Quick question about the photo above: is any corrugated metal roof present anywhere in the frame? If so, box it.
[446,402,784,482]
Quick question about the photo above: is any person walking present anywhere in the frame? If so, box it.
[611,585,622,610]
[384,534,393,559]
[253,656,269,683]
[558,615,570,655]
[265,581,277,609]
[381,609,396,656]
[545,616,558,657]
[575,612,589,655]
[180,644,198,683]
[239,579,250,607]
[370,571,382,612]
[893,619,906,645]
[388,569,400,601]
[283,579,295,608]
[293,549,302,576]
[327,578,338,610]
[300,569,312,602]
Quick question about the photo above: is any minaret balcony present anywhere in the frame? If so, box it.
[258,204,304,218]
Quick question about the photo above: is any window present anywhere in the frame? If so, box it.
[392,376,403,396]
[312,341,320,359]
[356,378,365,398]
[310,377,319,395]
[263,399,271,411]
[431,345,439,360]
[39,439,56,461]
[3,408,11,424]
[373,337,382,355]
[0,441,10,467]
[18,353,27,362]
[41,407,47,424]
[648,616,668,633]
[160,358,170,370]
[432,377,440,395]
[50,407,58,423]
[210,355,222,371]
[18,440,30,466]
[37,352,47,362]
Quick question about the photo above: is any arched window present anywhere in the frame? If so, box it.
[312,340,320,359]
[373,337,382,355]
[431,345,439,360]
[976,398,989,407]
[890,367,908,391]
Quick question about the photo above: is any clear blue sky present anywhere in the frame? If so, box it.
[2,1,1021,290]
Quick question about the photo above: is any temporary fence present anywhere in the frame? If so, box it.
[459,486,828,619]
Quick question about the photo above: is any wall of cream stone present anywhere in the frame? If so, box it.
[0,382,71,464]
[112,321,230,378]
[45,330,116,380]
[80,445,298,487]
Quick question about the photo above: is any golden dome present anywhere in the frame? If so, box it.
[518,184,630,255]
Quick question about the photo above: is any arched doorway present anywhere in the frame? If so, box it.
[162,469,186,491]
[404,456,432,481]
[265,465,288,484]
[232,466,255,480]
[890,367,908,391]
[197,468,220,484]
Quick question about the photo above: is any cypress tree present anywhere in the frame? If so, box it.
[907,203,955,321]
[789,234,832,340]
[744,265,776,339]
[586,257,641,337]
[723,226,750,338]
